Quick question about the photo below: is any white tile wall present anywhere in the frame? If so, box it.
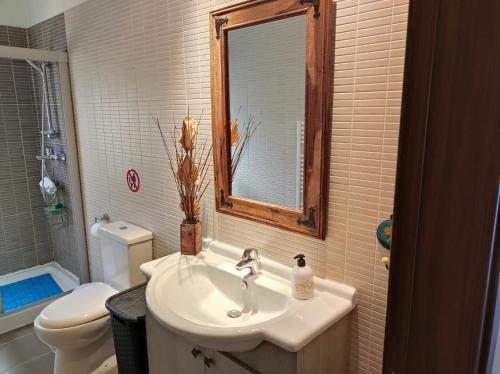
[65,0,408,372]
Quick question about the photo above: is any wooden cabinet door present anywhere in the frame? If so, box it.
[146,311,204,374]
[204,349,259,374]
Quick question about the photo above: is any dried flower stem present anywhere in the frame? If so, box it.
[231,114,260,179]
[155,115,212,223]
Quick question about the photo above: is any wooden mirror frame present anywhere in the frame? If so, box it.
[210,0,333,240]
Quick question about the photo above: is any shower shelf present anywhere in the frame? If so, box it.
[46,207,66,216]
[45,205,69,227]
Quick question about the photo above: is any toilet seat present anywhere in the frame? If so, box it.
[37,282,117,329]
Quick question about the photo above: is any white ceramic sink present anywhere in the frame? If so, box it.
[142,241,356,352]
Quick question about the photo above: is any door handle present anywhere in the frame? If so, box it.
[204,356,214,368]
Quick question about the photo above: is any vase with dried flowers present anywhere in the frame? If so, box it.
[155,114,212,256]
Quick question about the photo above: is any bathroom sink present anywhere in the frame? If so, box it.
[158,263,290,328]
[142,241,356,352]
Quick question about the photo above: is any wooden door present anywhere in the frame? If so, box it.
[383,0,500,373]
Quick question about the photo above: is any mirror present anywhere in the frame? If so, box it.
[228,15,306,210]
[210,0,333,239]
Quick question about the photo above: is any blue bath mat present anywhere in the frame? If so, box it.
[0,273,63,313]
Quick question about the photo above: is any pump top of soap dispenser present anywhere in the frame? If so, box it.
[294,254,306,267]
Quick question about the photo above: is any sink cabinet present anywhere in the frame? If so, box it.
[146,310,351,374]
[147,314,205,373]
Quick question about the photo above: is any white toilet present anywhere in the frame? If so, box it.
[34,221,153,374]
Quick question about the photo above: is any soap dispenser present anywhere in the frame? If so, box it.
[291,254,315,300]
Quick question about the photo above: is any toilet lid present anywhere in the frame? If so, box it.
[37,282,118,329]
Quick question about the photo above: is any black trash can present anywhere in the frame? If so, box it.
[105,283,149,374]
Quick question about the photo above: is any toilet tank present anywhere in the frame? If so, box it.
[97,221,153,291]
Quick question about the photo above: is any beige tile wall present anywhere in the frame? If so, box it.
[65,0,408,372]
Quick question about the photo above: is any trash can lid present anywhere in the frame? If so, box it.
[105,283,147,324]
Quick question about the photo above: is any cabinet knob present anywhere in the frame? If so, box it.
[191,348,202,358]
[204,357,214,368]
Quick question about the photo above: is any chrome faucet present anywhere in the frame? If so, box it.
[236,248,261,281]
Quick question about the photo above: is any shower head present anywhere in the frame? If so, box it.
[26,59,43,73]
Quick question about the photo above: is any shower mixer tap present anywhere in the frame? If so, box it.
[35,147,66,161]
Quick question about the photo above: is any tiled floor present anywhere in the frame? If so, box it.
[0,324,54,374]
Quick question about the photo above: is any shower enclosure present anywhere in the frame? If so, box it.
[0,42,88,334]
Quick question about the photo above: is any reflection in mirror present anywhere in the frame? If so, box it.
[228,15,306,210]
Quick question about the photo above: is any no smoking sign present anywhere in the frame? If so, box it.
[126,169,140,192]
